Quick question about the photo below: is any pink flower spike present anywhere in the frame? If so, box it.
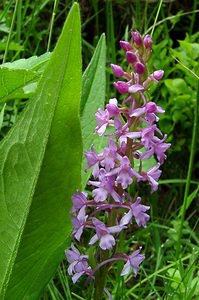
[120,40,132,51]
[134,62,145,74]
[143,34,152,49]
[111,64,124,77]
[114,81,129,94]
[126,51,137,64]
[131,31,142,46]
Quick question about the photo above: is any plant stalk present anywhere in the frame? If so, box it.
[177,79,199,257]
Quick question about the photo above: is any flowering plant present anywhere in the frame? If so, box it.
[66,30,170,299]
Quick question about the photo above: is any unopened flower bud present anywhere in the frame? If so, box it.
[114,81,129,94]
[153,70,164,81]
[126,51,137,64]
[143,34,152,49]
[132,31,142,46]
[134,62,145,74]
[111,64,124,77]
[119,41,132,51]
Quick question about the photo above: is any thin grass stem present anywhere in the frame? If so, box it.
[145,10,199,35]
[47,0,59,52]
[3,0,19,63]
[150,0,163,37]
[176,70,199,258]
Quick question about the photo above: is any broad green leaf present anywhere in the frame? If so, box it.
[81,34,106,188]
[0,3,82,300]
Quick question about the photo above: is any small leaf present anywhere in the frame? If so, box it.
[0,3,82,299]
[0,104,6,130]
[0,68,39,103]
[2,52,51,71]
[0,53,52,103]
[81,34,106,188]
[179,185,199,217]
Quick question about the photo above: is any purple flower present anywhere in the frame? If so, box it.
[101,139,118,171]
[120,197,150,227]
[150,70,164,82]
[107,156,142,189]
[128,84,144,94]
[114,81,129,94]
[120,248,145,276]
[89,218,124,250]
[152,136,171,164]
[141,125,157,150]
[106,98,120,117]
[65,244,92,283]
[111,64,124,77]
[95,108,110,136]
[71,207,88,241]
[71,191,87,213]
[130,101,164,123]
[84,145,100,178]
[89,169,121,202]
[139,163,162,192]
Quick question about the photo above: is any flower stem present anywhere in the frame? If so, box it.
[93,250,109,300]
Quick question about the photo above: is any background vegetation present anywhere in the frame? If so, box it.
[0,0,199,299]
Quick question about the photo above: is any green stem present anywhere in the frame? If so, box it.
[93,250,109,300]
[47,0,59,52]
[150,0,163,37]
[3,0,19,63]
[177,79,199,258]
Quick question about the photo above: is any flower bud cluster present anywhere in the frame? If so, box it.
[65,31,170,291]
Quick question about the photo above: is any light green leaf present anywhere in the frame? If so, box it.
[0,3,82,300]
[0,53,52,103]
[179,185,199,217]
[2,52,51,72]
[164,78,188,95]
[0,104,6,130]
[0,42,24,52]
[81,34,106,188]
[0,68,39,103]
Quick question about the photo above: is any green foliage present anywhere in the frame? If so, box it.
[0,1,199,299]
[0,3,82,299]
